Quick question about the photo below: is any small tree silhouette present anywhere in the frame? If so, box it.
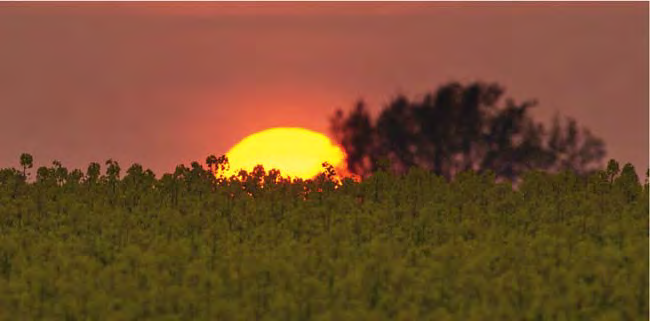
[19,153,33,179]
[86,162,101,185]
[206,155,218,176]
[105,159,121,198]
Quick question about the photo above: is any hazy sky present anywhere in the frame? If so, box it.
[0,2,647,176]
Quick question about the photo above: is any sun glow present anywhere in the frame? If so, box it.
[223,127,347,180]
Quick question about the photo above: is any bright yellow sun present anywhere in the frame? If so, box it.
[223,127,346,180]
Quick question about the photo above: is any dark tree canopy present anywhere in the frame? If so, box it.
[330,81,606,181]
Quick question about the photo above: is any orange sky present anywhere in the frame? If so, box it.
[0,2,647,176]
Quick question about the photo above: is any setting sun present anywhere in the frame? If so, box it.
[223,127,346,180]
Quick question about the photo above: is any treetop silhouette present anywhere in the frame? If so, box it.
[330,81,606,181]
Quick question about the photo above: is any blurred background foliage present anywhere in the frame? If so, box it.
[331,81,607,182]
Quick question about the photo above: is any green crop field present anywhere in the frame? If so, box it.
[0,159,647,320]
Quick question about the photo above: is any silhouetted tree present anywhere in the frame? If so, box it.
[105,159,121,200]
[206,155,218,176]
[19,153,33,179]
[331,81,606,181]
[605,159,620,184]
[52,160,68,186]
[86,162,101,186]
[67,169,84,187]
[36,166,52,184]
[614,163,642,202]
[331,101,376,175]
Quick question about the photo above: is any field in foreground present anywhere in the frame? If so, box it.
[0,160,648,320]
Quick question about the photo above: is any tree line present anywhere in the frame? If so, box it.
[0,152,647,320]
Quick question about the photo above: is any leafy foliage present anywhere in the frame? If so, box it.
[0,154,646,320]
[331,82,606,181]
